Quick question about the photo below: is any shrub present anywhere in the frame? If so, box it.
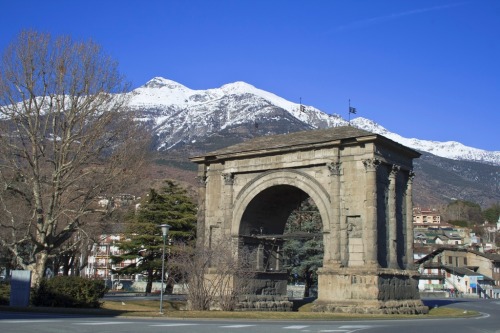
[32,276,108,308]
[0,282,9,305]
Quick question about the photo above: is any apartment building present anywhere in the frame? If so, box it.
[85,234,136,281]
[413,207,441,226]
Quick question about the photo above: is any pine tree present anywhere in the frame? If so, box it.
[283,198,323,297]
[113,180,197,293]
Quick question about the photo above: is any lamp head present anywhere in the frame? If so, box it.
[160,224,171,238]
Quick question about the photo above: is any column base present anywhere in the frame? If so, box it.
[315,267,428,314]
[312,299,428,315]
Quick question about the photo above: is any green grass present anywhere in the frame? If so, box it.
[100,300,480,319]
[0,298,479,320]
[426,306,475,317]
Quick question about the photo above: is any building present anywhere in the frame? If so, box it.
[86,234,137,282]
[416,247,500,298]
[86,194,140,282]
[413,227,464,249]
[434,229,463,246]
[413,207,441,226]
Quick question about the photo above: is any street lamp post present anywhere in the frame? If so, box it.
[159,224,171,314]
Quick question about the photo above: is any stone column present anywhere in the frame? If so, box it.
[388,164,400,268]
[326,161,342,267]
[196,173,208,249]
[363,158,380,268]
[405,171,416,269]
[222,172,234,234]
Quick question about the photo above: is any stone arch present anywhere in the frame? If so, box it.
[190,125,426,314]
[232,169,331,237]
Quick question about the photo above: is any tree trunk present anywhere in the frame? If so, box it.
[62,263,70,276]
[28,251,49,287]
[166,275,174,294]
[145,269,153,294]
[304,269,313,297]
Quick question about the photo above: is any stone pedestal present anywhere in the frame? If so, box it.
[247,272,289,296]
[235,295,293,312]
[313,267,428,314]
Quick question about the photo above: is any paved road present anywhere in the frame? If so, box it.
[0,298,499,333]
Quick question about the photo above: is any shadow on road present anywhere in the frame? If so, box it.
[422,298,471,308]
[0,306,126,320]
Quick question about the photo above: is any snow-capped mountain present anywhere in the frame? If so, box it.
[128,77,345,150]
[128,77,500,166]
[351,118,500,166]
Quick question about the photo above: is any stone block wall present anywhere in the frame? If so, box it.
[235,295,293,312]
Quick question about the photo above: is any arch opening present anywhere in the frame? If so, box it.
[240,185,309,237]
[238,185,324,300]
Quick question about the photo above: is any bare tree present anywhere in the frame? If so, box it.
[0,31,147,286]
[169,240,255,311]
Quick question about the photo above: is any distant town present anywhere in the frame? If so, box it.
[413,207,500,298]
[73,204,500,299]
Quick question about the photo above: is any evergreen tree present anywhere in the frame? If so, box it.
[113,180,197,293]
[283,198,323,297]
[483,203,500,224]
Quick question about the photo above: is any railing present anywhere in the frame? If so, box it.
[420,274,445,280]
[445,277,460,291]
[423,284,446,290]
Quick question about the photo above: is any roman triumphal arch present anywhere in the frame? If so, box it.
[190,126,428,314]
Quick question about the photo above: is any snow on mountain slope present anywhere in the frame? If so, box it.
[128,77,500,166]
[129,77,334,125]
[127,77,345,149]
[351,118,500,166]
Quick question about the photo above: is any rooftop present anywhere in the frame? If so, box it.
[191,125,421,162]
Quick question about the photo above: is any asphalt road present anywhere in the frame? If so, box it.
[0,298,499,333]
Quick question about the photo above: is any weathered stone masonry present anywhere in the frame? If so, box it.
[190,126,428,314]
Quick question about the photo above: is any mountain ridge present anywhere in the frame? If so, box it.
[125,77,499,208]
[128,77,500,166]
[2,77,497,208]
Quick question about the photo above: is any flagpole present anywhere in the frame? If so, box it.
[348,99,356,125]
[348,99,351,124]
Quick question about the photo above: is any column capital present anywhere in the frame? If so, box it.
[406,170,415,188]
[327,161,342,176]
[363,158,381,172]
[390,164,401,177]
[408,170,415,183]
[197,175,208,187]
[222,172,234,185]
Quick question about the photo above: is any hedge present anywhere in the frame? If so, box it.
[32,276,108,308]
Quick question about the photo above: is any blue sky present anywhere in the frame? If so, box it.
[1,0,499,151]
